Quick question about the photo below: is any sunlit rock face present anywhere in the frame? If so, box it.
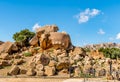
[29,25,73,50]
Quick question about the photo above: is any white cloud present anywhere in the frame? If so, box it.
[75,8,101,24]
[116,33,120,39]
[32,23,41,31]
[97,29,105,35]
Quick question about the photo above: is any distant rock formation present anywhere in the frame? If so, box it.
[84,42,120,50]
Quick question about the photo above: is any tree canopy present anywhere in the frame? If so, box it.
[13,29,35,46]
[99,48,120,59]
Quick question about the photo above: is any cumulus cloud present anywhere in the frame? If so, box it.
[97,29,105,35]
[32,23,41,31]
[75,8,101,24]
[116,33,120,39]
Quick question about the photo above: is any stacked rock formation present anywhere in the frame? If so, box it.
[0,25,120,80]
[29,25,72,50]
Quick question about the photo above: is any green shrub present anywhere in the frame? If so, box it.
[23,52,32,57]
[13,29,35,46]
[99,48,120,59]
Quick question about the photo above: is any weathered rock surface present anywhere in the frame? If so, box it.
[29,35,39,46]
[29,25,73,50]
[44,66,55,76]
[56,62,69,70]
[58,69,69,75]
[1,24,120,80]
[0,41,18,54]
[0,41,13,54]
[36,25,59,37]
[20,69,27,74]
[0,60,11,66]
[8,65,20,75]
[13,59,25,65]
[26,68,36,76]
[0,53,10,60]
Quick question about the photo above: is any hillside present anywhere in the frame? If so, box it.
[0,25,120,81]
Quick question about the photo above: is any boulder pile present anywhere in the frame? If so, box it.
[0,25,120,80]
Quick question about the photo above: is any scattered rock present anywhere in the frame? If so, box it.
[26,68,36,76]
[36,70,44,76]
[48,60,57,67]
[40,54,50,66]
[74,67,81,77]
[44,66,55,76]
[11,43,18,52]
[0,53,10,60]
[107,74,114,80]
[58,69,69,75]
[29,62,36,69]
[0,41,18,54]
[0,60,11,66]
[14,59,25,65]
[98,69,106,76]
[36,64,44,71]
[14,54,22,59]
[20,69,27,74]
[56,62,69,70]
[8,65,20,75]
[29,35,39,46]
[72,47,84,55]
[0,41,13,54]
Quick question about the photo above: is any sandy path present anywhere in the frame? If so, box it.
[0,78,119,82]
[0,78,65,82]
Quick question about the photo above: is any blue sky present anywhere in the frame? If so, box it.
[0,0,120,46]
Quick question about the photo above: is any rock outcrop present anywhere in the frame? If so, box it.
[1,24,120,80]
[0,41,18,54]
[29,25,73,50]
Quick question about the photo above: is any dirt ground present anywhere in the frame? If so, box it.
[0,78,119,82]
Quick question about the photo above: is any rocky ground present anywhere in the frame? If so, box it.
[0,25,120,81]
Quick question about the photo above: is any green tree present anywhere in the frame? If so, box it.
[13,29,35,46]
[99,48,120,59]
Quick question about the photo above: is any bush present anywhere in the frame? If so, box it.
[23,52,32,57]
[13,29,35,46]
[99,48,120,59]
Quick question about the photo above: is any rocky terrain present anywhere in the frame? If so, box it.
[84,42,120,50]
[0,25,120,81]
[0,41,4,45]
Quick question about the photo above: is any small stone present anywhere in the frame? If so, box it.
[56,62,69,70]
[0,53,10,60]
[36,64,44,71]
[48,60,56,67]
[74,67,81,77]
[14,59,25,65]
[36,70,44,76]
[14,54,21,59]
[20,69,27,74]
[8,65,20,75]
[44,66,55,76]
[0,60,11,66]
[58,69,69,75]
[26,68,36,76]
